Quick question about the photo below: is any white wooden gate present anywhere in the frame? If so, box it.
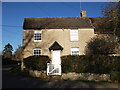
[47,63,61,75]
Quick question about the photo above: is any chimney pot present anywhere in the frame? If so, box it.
[81,10,86,17]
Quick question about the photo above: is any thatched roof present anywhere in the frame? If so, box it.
[23,17,93,29]
[23,16,120,37]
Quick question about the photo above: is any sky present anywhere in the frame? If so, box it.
[2,2,108,53]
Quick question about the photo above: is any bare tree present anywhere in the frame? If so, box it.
[102,2,120,36]
[13,45,23,61]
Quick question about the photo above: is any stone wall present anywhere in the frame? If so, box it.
[29,69,61,79]
[61,72,110,81]
[29,70,47,78]
[28,69,110,81]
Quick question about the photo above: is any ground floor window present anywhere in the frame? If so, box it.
[71,48,79,55]
[33,48,41,56]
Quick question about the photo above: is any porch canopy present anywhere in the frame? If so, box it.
[49,41,63,51]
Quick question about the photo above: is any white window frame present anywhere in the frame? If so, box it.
[33,48,41,56]
[34,30,42,42]
[70,29,78,41]
[71,48,80,55]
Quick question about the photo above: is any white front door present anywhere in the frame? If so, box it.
[52,50,61,64]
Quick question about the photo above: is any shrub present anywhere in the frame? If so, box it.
[110,71,120,82]
[85,34,119,55]
[2,56,20,65]
[112,56,120,71]
[24,55,50,71]
[11,66,21,73]
[61,55,120,74]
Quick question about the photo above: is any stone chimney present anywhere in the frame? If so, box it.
[81,10,86,17]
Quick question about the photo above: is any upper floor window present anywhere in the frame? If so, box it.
[70,29,78,41]
[71,48,79,55]
[33,48,41,56]
[34,30,42,42]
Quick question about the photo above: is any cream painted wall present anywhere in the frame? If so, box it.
[23,28,94,58]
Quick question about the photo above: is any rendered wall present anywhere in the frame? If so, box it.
[23,28,94,59]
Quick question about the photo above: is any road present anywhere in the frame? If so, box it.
[2,65,120,89]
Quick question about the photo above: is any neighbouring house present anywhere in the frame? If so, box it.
[22,10,95,75]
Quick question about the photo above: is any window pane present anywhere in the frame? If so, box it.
[34,30,42,41]
[33,49,41,56]
[70,30,78,41]
[71,48,79,55]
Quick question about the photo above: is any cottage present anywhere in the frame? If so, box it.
[22,11,95,75]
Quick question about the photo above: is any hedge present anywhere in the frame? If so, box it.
[61,55,120,74]
[2,56,21,65]
[23,55,50,71]
[110,71,120,82]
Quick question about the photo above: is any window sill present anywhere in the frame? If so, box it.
[34,40,42,42]
[70,40,79,42]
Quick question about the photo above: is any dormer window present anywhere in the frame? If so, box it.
[34,30,42,42]
[70,29,78,41]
